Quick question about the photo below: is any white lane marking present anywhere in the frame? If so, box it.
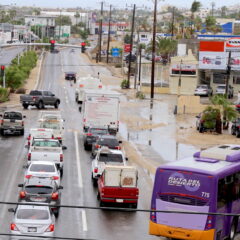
[81,210,88,232]
[74,131,83,188]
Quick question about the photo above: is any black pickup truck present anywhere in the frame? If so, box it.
[20,90,60,109]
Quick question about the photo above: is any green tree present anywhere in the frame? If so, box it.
[202,106,220,130]
[55,16,72,26]
[194,16,202,32]
[33,8,41,15]
[221,6,228,17]
[211,95,238,129]
[190,1,201,33]
[124,34,131,44]
[79,29,88,40]
[8,9,17,21]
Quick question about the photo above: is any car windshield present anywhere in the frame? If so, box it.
[99,153,123,163]
[32,140,60,147]
[217,86,226,89]
[3,112,22,120]
[16,209,49,220]
[25,186,53,194]
[30,164,55,173]
[40,122,60,130]
[90,128,108,135]
[97,138,119,148]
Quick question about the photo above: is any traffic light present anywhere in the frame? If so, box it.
[50,40,56,52]
[1,65,5,77]
[81,42,86,53]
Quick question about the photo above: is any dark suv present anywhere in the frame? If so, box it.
[17,177,63,217]
[65,72,76,82]
[231,118,240,138]
[83,127,109,151]
[92,135,122,157]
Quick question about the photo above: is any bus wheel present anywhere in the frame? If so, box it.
[230,219,237,240]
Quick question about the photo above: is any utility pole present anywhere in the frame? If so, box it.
[226,51,232,97]
[134,30,140,89]
[98,2,104,62]
[127,4,136,88]
[59,10,62,40]
[106,4,112,64]
[211,2,215,17]
[178,59,183,97]
[138,45,142,88]
[150,0,158,99]
[171,7,175,39]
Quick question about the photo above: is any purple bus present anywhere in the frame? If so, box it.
[149,145,240,240]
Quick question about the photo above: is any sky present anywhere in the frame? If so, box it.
[1,0,240,9]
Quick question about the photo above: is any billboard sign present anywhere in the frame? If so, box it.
[226,37,240,51]
[199,52,227,70]
[124,44,131,53]
[112,48,120,57]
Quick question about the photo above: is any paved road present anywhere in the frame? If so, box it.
[0,46,26,66]
[0,48,160,239]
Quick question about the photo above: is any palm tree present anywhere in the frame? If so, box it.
[190,1,201,34]
[210,95,238,130]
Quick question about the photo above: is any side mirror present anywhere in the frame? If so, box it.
[125,157,128,161]
[18,184,23,188]
[8,208,15,213]
[58,186,63,190]
[62,146,67,150]
[51,94,55,97]
[23,116,26,118]
[119,140,122,144]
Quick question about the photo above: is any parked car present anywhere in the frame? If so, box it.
[9,204,55,238]
[91,147,128,186]
[92,135,122,157]
[125,54,137,63]
[97,166,139,208]
[24,161,61,186]
[231,118,240,138]
[20,90,60,109]
[216,84,234,98]
[194,85,213,97]
[18,177,63,217]
[83,126,109,151]
[0,111,25,136]
[65,72,76,82]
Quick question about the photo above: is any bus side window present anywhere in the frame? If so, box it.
[217,179,227,208]
[232,172,240,200]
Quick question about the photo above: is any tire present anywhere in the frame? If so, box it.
[20,129,24,136]
[100,200,105,207]
[0,129,4,136]
[23,104,28,109]
[53,208,60,218]
[131,203,138,209]
[92,174,98,187]
[54,100,60,109]
[199,126,204,133]
[231,127,236,135]
[229,219,237,240]
[37,101,44,109]
[236,130,240,138]
[97,191,100,200]
[60,168,63,177]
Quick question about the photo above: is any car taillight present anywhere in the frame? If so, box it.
[86,133,92,136]
[57,137,62,140]
[19,191,26,199]
[45,224,55,232]
[28,153,31,160]
[52,135,54,139]
[0,120,4,125]
[32,96,38,101]
[96,144,100,149]
[11,223,19,231]
[25,175,32,179]
[79,84,84,88]
[27,135,31,141]
[52,176,59,180]
[94,168,98,173]
[115,146,121,150]
[51,192,58,200]
[60,154,63,162]
[98,85,102,88]
[205,216,213,230]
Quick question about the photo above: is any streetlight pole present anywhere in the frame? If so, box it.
[59,10,62,40]
[127,4,136,88]
[106,4,112,64]
[150,0,158,99]
[98,1,104,62]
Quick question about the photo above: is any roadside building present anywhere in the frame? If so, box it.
[169,49,198,95]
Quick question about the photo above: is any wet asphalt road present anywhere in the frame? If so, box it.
[0,48,160,240]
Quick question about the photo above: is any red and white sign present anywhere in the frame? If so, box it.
[226,38,240,48]
[124,44,131,53]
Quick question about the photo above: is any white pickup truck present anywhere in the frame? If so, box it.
[81,90,121,135]
[27,128,54,147]
[75,76,103,104]
[28,139,66,176]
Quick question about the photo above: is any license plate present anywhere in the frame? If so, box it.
[116,199,123,203]
[30,197,46,202]
[28,227,37,232]
[10,119,15,123]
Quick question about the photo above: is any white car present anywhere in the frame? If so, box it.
[216,84,234,98]
[194,85,213,97]
[40,111,64,123]
[24,161,61,186]
[91,147,128,185]
[28,139,66,176]
[9,204,55,239]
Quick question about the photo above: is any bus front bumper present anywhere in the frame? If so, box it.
[149,220,215,240]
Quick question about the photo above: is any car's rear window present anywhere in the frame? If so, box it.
[197,85,207,89]
[32,140,60,147]
[17,209,49,220]
[99,153,123,163]
[25,186,53,194]
[40,122,60,130]
[90,128,108,135]
[3,112,22,120]
[30,164,55,173]
[217,86,226,89]
[30,91,42,96]
[97,138,119,148]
